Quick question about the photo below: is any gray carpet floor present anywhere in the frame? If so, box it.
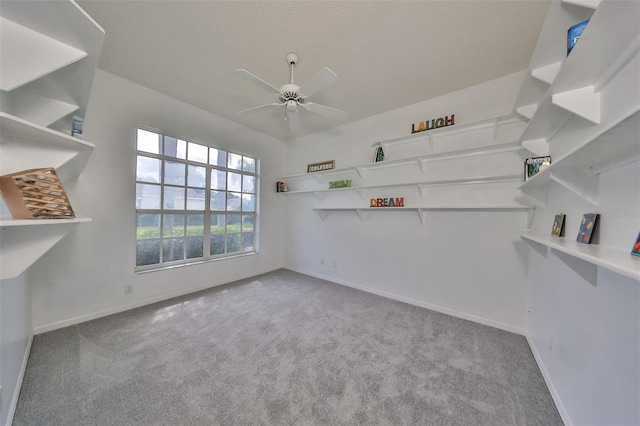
[14,269,562,425]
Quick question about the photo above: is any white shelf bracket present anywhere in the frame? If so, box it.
[355,209,366,222]
[355,187,366,200]
[551,248,598,287]
[427,132,434,150]
[312,191,326,201]
[516,104,537,121]
[522,138,550,156]
[492,117,498,141]
[314,210,328,221]
[355,166,366,179]
[561,0,600,9]
[311,174,326,184]
[418,209,426,224]
[520,187,548,207]
[531,62,562,85]
[552,86,601,124]
[521,236,549,258]
[550,168,599,205]
[417,158,427,174]
[417,183,426,199]
[526,207,536,229]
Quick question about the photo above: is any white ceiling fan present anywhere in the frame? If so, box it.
[235,53,347,133]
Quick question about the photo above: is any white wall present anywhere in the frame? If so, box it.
[0,276,32,426]
[283,72,532,333]
[27,70,286,332]
[526,160,640,425]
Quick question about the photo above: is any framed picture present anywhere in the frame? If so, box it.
[524,156,551,181]
[631,231,640,257]
[551,213,565,237]
[576,213,598,244]
[568,19,589,55]
[307,160,335,173]
[373,146,384,163]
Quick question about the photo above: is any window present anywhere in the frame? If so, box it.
[135,129,257,269]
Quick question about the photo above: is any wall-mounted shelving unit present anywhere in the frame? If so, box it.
[0,1,104,280]
[316,206,534,224]
[279,113,533,226]
[521,233,640,283]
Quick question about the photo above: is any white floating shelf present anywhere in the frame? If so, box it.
[517,104,538,121]
[0,17,87,92]
[521,233,640,282]
[552,85,600,124]
[562,0,600,10]
[0,112,95,181]
[0,217,91,280]
[531,62,562,86]
[315,206,533,224]
[519,109,639,205]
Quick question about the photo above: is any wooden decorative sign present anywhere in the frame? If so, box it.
[370,197,404,207]
[328,180,351,189]
[411,114,455,134]
[307,160,335,173]
[0,167,75,219]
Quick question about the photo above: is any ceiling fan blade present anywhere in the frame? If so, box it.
[235,69,281,95]
[287,108,301,133]
[302,102,348,121]
[237,102,284,115]
[299,67,337,97]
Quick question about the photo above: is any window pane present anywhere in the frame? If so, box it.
[163,238,184,262]
[243,157,256,173]
[164,161,185,185]
[209,148,227,167]
[163,187,185,210]
[226,233,242,253]
[163,214,185,237]
[211,214,226,234]
[241,194,255,212]
[210,169,226,190]
[188,142,208,164]
[136,183,161,209]
[228,152,242,170]
[226,192,241,211]
[242,175,255,193]
[137,156,161,183]
[137,240,160,266]
[137,129,161,154]
[137,213,160,239]
[242,233,254,251]
[188,165,206,188]
[186,237,203,259]
[227,172,242,192]
[210,190,226,211]
[186,214,204,235]
[211,234,225,255]
[242,214,254,232]
[227,213,241,233]
[164,137,187,159]
[186,188,206,210]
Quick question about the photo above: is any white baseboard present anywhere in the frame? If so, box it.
[526,334,572,426]
[285,266,526,336]
[33,266,282,335]
[5,334,33,426]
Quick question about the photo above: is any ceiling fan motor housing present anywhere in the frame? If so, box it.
[279,83,305,104]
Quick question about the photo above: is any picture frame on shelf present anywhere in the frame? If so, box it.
[307,160,335,173]
[551,213,565,237]
[631,231,640,257]
[373,146,384,163]
[576,213,598,244]
[524,156,551,181]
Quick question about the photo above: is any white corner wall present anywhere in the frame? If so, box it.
[0,276,32,426]
[526,160,640,425]
[283,71,531,334]
[27,70,286,333]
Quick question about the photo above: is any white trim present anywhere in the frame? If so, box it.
[6,334,33,426]
[33,266,281,335]
[526,334,572,426]
[284,266,526,336]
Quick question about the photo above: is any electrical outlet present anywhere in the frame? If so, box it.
[549,335,554,351]
[320,258,325,266]
[332,260,338,269]
[125,285,134,295]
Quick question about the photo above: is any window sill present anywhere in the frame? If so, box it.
[135,250,257,274]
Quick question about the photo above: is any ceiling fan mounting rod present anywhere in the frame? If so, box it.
[286,52,299,85]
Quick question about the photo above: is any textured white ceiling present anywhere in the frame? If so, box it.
[77,0,550,141]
